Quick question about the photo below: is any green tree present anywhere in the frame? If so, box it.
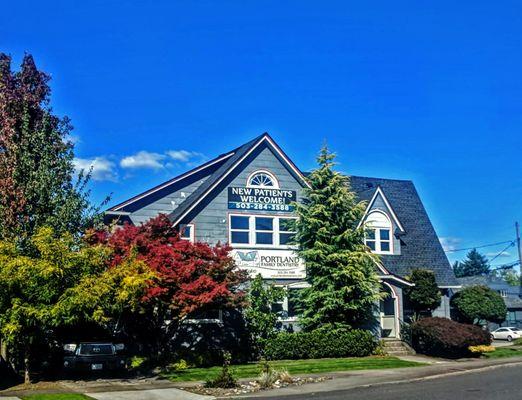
[0,53,102,252]
[450,285,506,325]
[404,269,441,317]
[453,249,490,277]
[244,274,284,356]
[0,227,152,383]
[293,146,382,331]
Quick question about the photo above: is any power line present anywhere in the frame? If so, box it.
[444,240,514,253]
[488,241,516,264]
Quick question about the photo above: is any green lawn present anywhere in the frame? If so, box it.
[162,356,425,382]
[21,395,93,400]
[485,347,522,359]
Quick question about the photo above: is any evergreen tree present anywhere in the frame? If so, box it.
[404,269,441,317]
[454,249,490,277]
[294,146,382,331]
[451,285,506,325]
[0,53,100,252]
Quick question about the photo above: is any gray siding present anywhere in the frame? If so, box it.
[129,175,211,225]
[191,146,304,245]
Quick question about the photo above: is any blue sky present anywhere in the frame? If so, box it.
[2,1,521,267]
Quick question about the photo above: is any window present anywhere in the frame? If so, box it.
[247,170,279,188]
[179,224,194,242]
[499,290,507,298]
[364,211,392,254]
[229,215,296,247]
[230,216,250,244]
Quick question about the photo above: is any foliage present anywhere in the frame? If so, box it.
[261,327,377,360]
[514,337,522,346]
[89,214,248,357]
[453,249,490,277]
[204,352,238,388]
[468,345,495,354]
[493,268,520,286]
[411,317,491,358]
[0,53,103,253]
[450,285,507,325]
[404,269,441,316]
[244,274,284,356]
[293,146,382,330]
[0,227,152,382]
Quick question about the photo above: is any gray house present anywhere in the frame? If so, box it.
[105,133,458,338]
[456,275,522,329]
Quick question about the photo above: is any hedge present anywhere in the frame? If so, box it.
[261,328,377,360]
[411,317,491,359]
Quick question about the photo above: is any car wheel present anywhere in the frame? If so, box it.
[491,334,495,340]
[507,335,513,342]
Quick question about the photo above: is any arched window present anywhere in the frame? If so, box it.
[364,211,392,254]
[247,170,279,188]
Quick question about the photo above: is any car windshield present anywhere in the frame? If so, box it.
[78,344,114,355]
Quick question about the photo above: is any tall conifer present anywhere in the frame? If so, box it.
[294,146,382,330]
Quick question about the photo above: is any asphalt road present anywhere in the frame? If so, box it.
[253,364,522,400]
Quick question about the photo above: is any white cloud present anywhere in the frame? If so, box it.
[120,151,166,170]
[74,157,117,182]
[166,150,203,162]
[439,237,461,252]
[486,251,511,258]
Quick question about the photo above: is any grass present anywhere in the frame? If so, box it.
[484,347,522,359]
[162,356,425,382]
[21,395,94,400]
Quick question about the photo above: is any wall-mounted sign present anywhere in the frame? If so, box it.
[228,187,296,212]
[231,249,306,279]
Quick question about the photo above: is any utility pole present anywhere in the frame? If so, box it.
[515,222,522,297]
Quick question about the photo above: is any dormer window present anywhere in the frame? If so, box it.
[247,170,279,189]
[364,211,393,254]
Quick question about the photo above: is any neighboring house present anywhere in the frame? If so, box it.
[105,133,458,339]
[456,275,522,329]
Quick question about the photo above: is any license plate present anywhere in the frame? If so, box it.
[91,363,103,370]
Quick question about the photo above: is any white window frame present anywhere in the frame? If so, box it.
[246,170,280,189]
[179,223,195,242]
[364,211,393,254]
[228,214,297,249]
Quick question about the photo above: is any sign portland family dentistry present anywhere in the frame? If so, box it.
[228,187,296,212]
[232,249,306,279]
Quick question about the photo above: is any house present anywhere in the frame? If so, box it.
[456,275,522,329]
[105,133,458,338]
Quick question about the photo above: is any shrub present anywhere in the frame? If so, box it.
[469,345,495,354]
[451,285,506,325]
[514,338,522,346]
[262,327,377,360]
[411,317,491,358]
[204,352,238,388]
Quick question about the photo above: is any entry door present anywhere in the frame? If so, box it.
[380,295,397,338]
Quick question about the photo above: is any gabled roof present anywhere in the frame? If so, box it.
[107,150,235,213]
[168,132,310,226]
[350,176,459,287]
[357,186,405,233]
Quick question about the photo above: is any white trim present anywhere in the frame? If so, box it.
[439,285,462,289]
[364,210,393,255]
[378,275,414,286]
[111,152,235,211]
[172,134,310,226]
[247,169,280,189]
[179,223,195,242]
[105,211,131,216]
[357,186,405,232]
[183,309,223,324]
[228,213,297,249]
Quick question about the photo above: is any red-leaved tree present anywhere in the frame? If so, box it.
[89,214,247,357]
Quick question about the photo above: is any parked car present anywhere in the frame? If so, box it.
[490,327,522,342]
[63,342,127,372]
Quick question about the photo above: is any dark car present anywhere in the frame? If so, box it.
[63,342,127,373]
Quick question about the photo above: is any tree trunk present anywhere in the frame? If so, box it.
[24,349,31,384]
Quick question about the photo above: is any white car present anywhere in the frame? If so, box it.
[491,327,522,342]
